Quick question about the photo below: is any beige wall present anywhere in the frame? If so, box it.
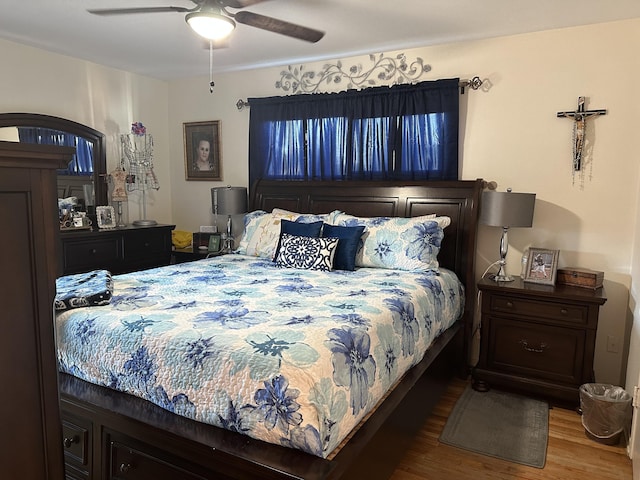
[0,38,173,225]
[168,18,640,386]
[2,18,639,386]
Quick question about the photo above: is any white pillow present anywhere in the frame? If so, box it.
[236,210,299,258]
[271,208,342,224]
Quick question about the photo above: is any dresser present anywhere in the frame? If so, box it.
[60,224,175,275]
[474,276,607,406]
[0,141,68,479]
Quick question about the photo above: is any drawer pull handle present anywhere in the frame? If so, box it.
[505,301,514,308]
[560,308,568,315]
[63,435,79,448]
[90,248,97,255]
[519,339,548,353]
[120,463,132,473]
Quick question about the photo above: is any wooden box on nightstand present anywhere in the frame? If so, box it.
[473,276,607,406]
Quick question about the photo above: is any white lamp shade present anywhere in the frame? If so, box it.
[186,12,235,41]
[480,191,536,228]
[212,186,247,216]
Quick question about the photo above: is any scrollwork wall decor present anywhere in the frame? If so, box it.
[275,53,432,94]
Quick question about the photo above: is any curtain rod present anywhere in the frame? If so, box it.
[459,76,484,94]
[236,76,484,110]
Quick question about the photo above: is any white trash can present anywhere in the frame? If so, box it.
[579,383,632,445]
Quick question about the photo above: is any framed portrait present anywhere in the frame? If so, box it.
[96,206,116,229]
[524,247,560,285]
[184,120,222,181]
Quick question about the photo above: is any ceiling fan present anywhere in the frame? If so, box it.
[87,0,325,43]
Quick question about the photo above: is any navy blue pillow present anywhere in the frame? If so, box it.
[273,219,324,261]
[321,224,365,271]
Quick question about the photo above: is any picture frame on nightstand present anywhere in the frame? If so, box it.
[208,233,222,254]
[523,247,559,285]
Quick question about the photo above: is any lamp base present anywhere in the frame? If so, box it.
[491,257,514,282]
[491,274,515,282]
[222,236,234,254]
[133,219,157,226]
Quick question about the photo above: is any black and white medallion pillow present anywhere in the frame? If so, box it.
[275,233,339,271]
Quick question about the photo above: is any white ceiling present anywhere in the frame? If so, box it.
[2,0,640,81]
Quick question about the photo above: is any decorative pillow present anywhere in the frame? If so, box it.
[55,269,113,311]
[331,213,447,271]
[272,208,342,224]
[275,233,339,271]
[236,210,299,258]
[321,224,365,271]
[331,212,449,229]
[273,219,324,261]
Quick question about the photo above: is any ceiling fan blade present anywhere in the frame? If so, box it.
[234,11,324,43]
[88,6,191,16]
[221,0,270,8]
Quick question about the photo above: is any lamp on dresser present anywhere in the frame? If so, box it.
[480,188,536,282]
[211,186,247,253]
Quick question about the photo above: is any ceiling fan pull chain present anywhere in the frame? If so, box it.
[209,40,215,93]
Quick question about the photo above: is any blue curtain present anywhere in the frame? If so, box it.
[17,127,93,176]
[248,78,459,188]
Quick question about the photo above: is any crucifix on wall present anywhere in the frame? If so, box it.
[556,96,607,172]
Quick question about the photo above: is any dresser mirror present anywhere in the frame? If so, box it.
[0,113,107,219]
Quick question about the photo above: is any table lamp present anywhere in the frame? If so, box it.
[480,188,536,282]
[211,186,248,253]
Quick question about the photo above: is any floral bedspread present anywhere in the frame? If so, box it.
[55,255,464,458]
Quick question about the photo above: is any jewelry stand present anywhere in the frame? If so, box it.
[122,133,159,226]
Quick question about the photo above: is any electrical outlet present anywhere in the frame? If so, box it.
[200,225,217,233]
[607,335,619,353]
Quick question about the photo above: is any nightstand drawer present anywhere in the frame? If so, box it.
[489,294,589,326]
[487,317,585,384]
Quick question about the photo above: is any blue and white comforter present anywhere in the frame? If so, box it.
[55,254,464,458]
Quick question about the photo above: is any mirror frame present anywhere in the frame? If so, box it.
[0,113,107,208]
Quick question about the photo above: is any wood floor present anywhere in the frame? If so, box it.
[390,377,632,480]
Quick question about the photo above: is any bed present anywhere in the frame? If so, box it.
[57,178,482,480]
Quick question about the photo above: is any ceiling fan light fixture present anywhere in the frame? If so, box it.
[186,11,235,41]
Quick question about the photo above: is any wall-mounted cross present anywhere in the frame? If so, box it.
[557,96,607,171]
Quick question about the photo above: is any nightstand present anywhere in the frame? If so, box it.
[172,246,225,264]
[172,246,210,263]
[473,276,607,406]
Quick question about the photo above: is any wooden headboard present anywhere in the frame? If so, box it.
[251,178,483,367]
[251,179,482,287]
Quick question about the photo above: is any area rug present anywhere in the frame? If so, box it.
[439,385,549,468]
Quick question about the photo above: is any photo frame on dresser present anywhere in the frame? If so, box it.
[524,247,559,285]
[96,206,116,229]
[184,121,221,181]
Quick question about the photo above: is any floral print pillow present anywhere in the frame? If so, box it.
[331,213,449,271]
[236,210,299,258]
[271,208,342,224]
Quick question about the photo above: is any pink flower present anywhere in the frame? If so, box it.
[131,122,146,136]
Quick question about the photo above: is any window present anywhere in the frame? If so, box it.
[248,78,459,187]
